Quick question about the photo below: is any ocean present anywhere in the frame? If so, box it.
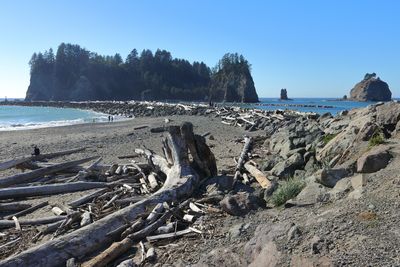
[0,105,109,131]
[0,98,381,131]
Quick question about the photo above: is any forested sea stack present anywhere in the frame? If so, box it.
[209,53,258,103]
[25,43,258,103]
[349,73,392,101]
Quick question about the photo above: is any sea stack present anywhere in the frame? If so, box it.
[280,88,289,100]
[349,73,392,102]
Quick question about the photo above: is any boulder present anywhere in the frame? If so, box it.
[244,223,290,266]
[376,101,400,132]
[286,181,329,206]
[357,146,392,173]
[271,153,304,178]
[219,192,259,216]
[329,177,352,200]
[349,74,392,101]
[316,168,349,188]
[351,174,367,190]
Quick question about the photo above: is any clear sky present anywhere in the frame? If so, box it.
[0,0,399,98]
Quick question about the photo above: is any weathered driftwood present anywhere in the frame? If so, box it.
[0,156,98,188]
[84,200,189,267]
[146,228,195,241]
[0,203,31,212]
[0,122,216,266]
[233,136,252,182]
[244,162,272,189]
[67,188,109,208]
[5,201,48,220]
[0,182,108,200]
[0,147,87,171]
[0,216,66,229]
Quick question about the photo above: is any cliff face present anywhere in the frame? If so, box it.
[350,74,392,102]
[209,68,259,103]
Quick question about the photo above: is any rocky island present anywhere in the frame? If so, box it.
[25,43,258,103]
[280,88,291,100]
[349,73,392,101]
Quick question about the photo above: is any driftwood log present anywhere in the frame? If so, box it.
[0,182,108,200]
[0,156,98,188]
[233,136,252,182]
[0,216,66,229]
[0,147,86,171]
[0,122,216,266]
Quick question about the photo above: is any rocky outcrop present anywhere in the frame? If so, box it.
[210,67,259,103]
[349,73,392,101]
[357,145,392,173]
[280,88,290,100]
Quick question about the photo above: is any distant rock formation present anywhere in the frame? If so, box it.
[349,73,392,102]
[25,44,259,103]
[209,53,258,103]
[280,89,289,100]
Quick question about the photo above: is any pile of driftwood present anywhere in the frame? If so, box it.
[0,122,219,266]
[215,106,318,132]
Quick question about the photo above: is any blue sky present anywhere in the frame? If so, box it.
[0,0,399,98]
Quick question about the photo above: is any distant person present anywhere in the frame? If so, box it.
[32,145,40,156]
[111,116,114,122]
[108,115,111,122]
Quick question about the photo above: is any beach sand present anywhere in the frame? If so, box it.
[0,115,261,250]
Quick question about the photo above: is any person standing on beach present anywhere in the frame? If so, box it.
[32,145,40,156]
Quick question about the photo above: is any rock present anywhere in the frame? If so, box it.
[271,153,304,178]
[280,88,290,100]
[316,168,349,188]
[310,235,323,254]
[261,155,282,172]
[290,256,333,267]
[209,59,259,102]
[356,122,379,141]
[304,151,315,164]
[293,170,307,179]
[244,223,290,266]
[348,189,364,200]
[376,101,400,132]
[286,181,329,206]
[328,154,341,168]
[351,174,367,190]
[287,224,301,241]
[229,223,251,240]
[263,180,278,203]
[357,145,392,173]
[203,175,234,194]
[329,177,351,200]
[219,192,259,216]
[349,74,392,101]
[194,247,244,267]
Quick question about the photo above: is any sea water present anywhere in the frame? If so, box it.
[0,105,109,131]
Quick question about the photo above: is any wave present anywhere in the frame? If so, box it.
[0,117,111,131]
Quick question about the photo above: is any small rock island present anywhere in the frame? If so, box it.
[349,73,392,101]
[280,88,291,100]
